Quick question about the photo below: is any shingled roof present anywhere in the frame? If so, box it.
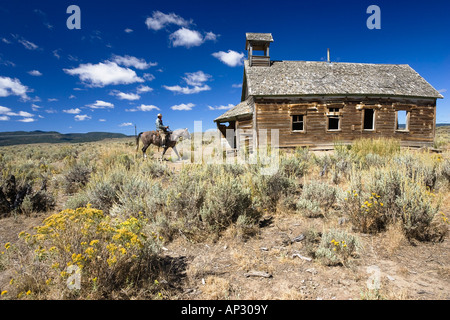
[214,98,253,122]
[244,60,443,99]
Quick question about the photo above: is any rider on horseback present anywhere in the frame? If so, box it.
[156,113,170,148]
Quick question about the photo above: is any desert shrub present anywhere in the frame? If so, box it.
[248,170,297,212]
[63,163,92,194]
[442,158,450,184]
[164,166,207,221]
[392,153,440,190]
[314,229,361,266]
[4,206,163,299]
[82,166,130,214]
[278,153,309,178]
[0,175,55,217]
[297,180,338,218]
[200,174,259,234]
[350,138,400,158]
[139,160,171,179]
[342,166,445,241]
[109,177,166,220]
[341,190,387,234]
[394,180,442,241]
[50,145,79,162]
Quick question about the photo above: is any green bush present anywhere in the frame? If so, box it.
[200,174,258,234]
[297,180,338,218]
[314,229,361,266]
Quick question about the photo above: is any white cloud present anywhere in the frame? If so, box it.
[232,83,243,88]
[171,103,195,111]
[111,55,157,70]
[208,104,235,110]
[110,90,141,101]
[145,11,190,31]
[0,106,12,114]
[1,106,35,121]
[136,85,153,93]
[212,50,245,67]
[126,104,160,112]
[18,117,35,123]
[0,76,29,99]
[169,28,203,48]
[18,39,39,50]
[64,62,144,87]
[28,70,43,76]
[124,28,134,33]
[31,104,42,111]
[119,122,133,127]
[169,28,217,48]
[75,114,91,121]
[2,38,11,44]
[163,85,211,95]
[438,89,447,93]
[163,70,212,94]
[63,108,82,114]
[69,94,76,99]
[87,100,114,109]
[183,71,211,86]
[143,73,156,81]
[99,119,106,122]
[7,111,34,117]
[204,32,218,41]
[53,49,61,59]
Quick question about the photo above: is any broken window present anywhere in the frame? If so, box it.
[292,115,304,131]
[363,109,375,130]
[327,108,341,131]
[396,110,409,131]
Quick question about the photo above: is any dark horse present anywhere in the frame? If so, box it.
[136,128,190,161]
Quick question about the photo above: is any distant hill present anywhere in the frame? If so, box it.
[0,131,132,146]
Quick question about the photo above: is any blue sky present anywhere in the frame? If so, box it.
[0,0,449,135]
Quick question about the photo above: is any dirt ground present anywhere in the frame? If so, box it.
[1,209,449,300]
[1,147,449,300]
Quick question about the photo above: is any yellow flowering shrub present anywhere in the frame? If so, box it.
[315,229,361,266]
[10,205,163,299]
[343,191,386,234]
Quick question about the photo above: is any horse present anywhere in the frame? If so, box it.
[136,128,190,161]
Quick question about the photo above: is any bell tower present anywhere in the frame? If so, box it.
[245,33,273,67]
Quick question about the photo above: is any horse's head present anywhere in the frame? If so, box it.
[181,128,191,140]
[171,128,191,142]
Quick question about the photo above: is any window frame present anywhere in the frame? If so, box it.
[326,107,342,132]
[291,114,306,133]
[395,110,410,132]
[362,108,376,131]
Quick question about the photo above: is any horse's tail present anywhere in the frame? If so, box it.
[136,132,143,151]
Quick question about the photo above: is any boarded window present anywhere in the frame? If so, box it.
[292,115,304,131]
[396,110,409,131]
[327,108,341,131]
[363,109,375,130]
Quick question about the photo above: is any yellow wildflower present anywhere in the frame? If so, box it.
[1,290,7,296]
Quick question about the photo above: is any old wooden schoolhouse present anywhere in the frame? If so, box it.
[214,33,443,150]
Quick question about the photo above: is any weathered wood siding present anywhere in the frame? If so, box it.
[236,118,253,151]
[254,97,437,149]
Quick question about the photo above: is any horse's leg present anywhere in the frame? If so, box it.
[160,146,169,161]
[172,146,181,161]
[142,144,149,159]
